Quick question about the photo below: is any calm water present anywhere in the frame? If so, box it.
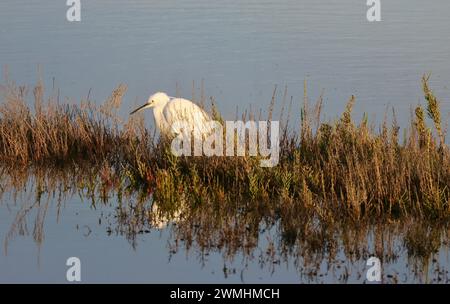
[1,0,450,283]
[0,174,449,284]
[1,1,449,123]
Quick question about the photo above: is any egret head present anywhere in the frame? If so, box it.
[130,92,170,115]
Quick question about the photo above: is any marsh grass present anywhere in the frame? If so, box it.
[1,75,450,282]
[1,75,449,222]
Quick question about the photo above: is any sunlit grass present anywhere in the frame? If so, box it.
[0,75,449,222]
[1,75,450,282]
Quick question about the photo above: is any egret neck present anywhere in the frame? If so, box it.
[152,102,169,135]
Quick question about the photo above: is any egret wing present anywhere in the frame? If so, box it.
[162,98,212,137]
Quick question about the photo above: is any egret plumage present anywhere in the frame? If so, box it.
[130,92,212,139]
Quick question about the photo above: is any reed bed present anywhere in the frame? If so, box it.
[1,76,450,282]
[0,75,449,224]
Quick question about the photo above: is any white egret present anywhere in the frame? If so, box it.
[130,92,212,139]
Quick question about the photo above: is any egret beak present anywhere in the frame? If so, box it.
[130,103,150,115]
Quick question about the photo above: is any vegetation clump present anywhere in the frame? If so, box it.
[0,75,449,223]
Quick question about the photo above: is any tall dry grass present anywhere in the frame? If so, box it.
[0,75,449,223]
